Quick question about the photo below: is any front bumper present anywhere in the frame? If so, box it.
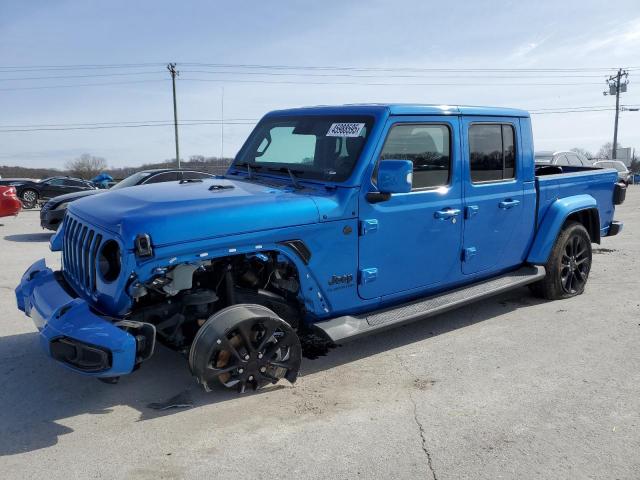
[15,259,139,377]
[40,207,65,231]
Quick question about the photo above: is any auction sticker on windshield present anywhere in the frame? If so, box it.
[326,123,365,137]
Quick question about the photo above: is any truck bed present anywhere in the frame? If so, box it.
[535,166,619,235]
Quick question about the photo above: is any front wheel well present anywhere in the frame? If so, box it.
[565,208,600,244]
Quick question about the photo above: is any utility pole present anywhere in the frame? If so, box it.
[221,87,224,161]
[167,63,180,168]
[604,68,629,159]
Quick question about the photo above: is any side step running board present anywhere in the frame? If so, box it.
[316,265,546,343]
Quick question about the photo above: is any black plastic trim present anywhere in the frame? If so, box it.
[50,337,112,372]
[614,182,627,205]
[278,240,312,265]
[366,192,391,203]
[608,221,623,236]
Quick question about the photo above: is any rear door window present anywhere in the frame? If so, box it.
[469,124,516,182]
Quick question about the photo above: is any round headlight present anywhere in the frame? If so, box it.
[98,240,121,282]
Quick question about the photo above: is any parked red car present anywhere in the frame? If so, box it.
[0,186,22,217]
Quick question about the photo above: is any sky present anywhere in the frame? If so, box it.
[1,0,639,169]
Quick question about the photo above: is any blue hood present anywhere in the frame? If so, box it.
[68,178,321,248]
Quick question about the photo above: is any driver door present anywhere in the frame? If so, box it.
[358,116,463,300]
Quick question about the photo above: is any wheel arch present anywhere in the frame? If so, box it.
[527,194,599,265]
[134,241,329,319]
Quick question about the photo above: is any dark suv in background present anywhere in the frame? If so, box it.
[0,176,96,209]
[40,168,217,230]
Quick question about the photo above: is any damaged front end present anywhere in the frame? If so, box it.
[15,259,155,377]
[127,250,303,354]
[18,208,308,384]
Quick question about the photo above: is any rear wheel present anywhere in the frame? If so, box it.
[189,304,302,393]
[20,189,38,209]
[529,221,592,300]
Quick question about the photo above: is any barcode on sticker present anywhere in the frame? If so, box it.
[326,123,365,137]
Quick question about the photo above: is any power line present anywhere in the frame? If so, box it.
[180,77,604,87]
[0,118,257,128]
[0,71,166,81]
[0,79,168,91]
[0,77,606,92]
[1,62,639,73]
[0,120,256,133]
[0,63,165,72]
[5,104,639,131]
[179,69,614,79]
[1,69,622,81]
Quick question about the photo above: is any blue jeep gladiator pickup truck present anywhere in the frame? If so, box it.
[16,104,625,392]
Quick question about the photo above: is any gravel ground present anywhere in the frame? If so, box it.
[0,191,638,480]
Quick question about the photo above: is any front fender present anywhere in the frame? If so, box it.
[49,219,65,251]
[527,194,597,264]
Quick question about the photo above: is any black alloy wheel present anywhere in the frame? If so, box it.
[529,221,592,300]
[189,304,302,393]
[560,233,590,294]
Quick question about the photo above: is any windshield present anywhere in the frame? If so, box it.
[111,171,155,190]
[596,161,627,172]
[233,115,374,182]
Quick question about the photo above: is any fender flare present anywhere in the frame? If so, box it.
[527,194,598,264]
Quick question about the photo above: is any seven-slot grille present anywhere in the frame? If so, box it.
[62,215,103,294]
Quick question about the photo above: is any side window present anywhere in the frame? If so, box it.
[63,179,85,187]
[47,178,66,186]
[469,124,516,183]
[182,171,214,180]
[567,154,582,167]
[379,124,450,189]
[144,172,179,184]
[555,154,570,166]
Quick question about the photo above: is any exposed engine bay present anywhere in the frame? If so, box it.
[129,252,302,352]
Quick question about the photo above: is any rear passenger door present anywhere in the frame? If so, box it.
[461,119,525,275]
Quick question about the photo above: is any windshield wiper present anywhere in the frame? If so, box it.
[267,167,304,189]
[234,162,262,179]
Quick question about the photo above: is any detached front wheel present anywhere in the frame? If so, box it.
[529,221,592,300]
[189,304,302,393]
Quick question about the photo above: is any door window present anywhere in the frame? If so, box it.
[182,171,215,180]
[144,172,180,184]
[379,124,451,189]
[46,178,65,186]
[63,179,87,187]
[469,124,516,182]
[566,154,583,167]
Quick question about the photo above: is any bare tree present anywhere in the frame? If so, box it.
[65,154,108,179]
[595,142,623,160]
[570,147,594,160]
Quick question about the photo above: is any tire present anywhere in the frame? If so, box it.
[529,221,592,300]
[189,304,302,393]
[20,189,38,209]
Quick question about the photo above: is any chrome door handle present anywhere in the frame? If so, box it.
[434,208,461,220]
[499,199,520,209]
